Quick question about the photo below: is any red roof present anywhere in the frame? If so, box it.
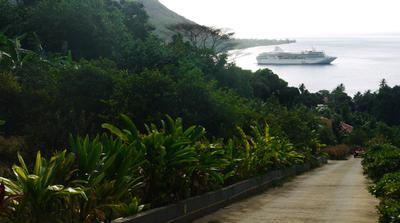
[340,122,353,134]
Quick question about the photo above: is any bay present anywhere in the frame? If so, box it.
[229,36,400,95]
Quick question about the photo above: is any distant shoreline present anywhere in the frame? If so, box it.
[227,38,296,50]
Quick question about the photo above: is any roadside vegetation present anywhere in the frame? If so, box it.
[1,0,400,222]
[363,144,400,223]
[0,115,324,222]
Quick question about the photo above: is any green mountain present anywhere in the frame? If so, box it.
[137,0,195,39]
[138,0,294,48]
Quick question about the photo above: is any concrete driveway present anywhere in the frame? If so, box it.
[194,158,378,223]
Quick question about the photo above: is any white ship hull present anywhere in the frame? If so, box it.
[257,56,337,65]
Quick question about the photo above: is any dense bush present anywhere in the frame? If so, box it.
[323,144,351,160]
[105,115,230,205]
[0,137,143,222]
[362,144,400,181]
[354,81,400,126]
[233,123,305,179]
[372,172,400,200]
[363,144,400,223]
[377,199,400,223]
[0,151,86,222]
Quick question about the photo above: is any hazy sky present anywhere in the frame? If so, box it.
[159,0,400,38]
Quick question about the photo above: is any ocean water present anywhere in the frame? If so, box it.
[228,36,400,95]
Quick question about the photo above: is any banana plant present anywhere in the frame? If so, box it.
[0,151,86,223]
[0,32,72,72]
[0,33,36,71]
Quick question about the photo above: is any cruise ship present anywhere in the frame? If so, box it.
[257,47,337,65]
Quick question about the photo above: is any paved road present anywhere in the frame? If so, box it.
[194,158,378,223]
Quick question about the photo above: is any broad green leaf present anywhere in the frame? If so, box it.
[102,123,128,142]
[17,153,29,174]
[12,166,28,182]
[34,151,42,175]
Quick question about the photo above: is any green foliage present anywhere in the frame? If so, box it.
[69,135,143,222]
[328,84,354,122]
[0,33,37,71]
[264,104,321,154]
[235,123,305,178]
[12,0,150,60]
[364,146,400,223]
[191,141,229,194]
[0,113,324,221]
[371,173,400,200]
[101,115,309,206]
[252,69,300,106]
[362,144,400,181]
[354,81,400,126]
[0,25,322,154]
[0,151,86,223]
[346,128,369,146]
[0,135,144,222]
[377,199,400,223]
[103,114,225,205]
[318,124,337,146]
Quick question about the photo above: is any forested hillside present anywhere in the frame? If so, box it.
[1,0,400,222]
[137,0,195,38]
[137,0,293,47]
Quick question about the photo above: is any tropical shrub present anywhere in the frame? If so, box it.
[0,151,86,223]
[69,135,144,222]
[102,114,229,206]
[190,140,230,195]
[0,33,35,71]
[362,144,400,181]
[363,144,400,223]
[234,123,305,179]
[0,134,144,222]
[371,172,400,200]
[369,172,400,223]
[0,114,323,221]
[263,104,321,152]
[377,199,400,223]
